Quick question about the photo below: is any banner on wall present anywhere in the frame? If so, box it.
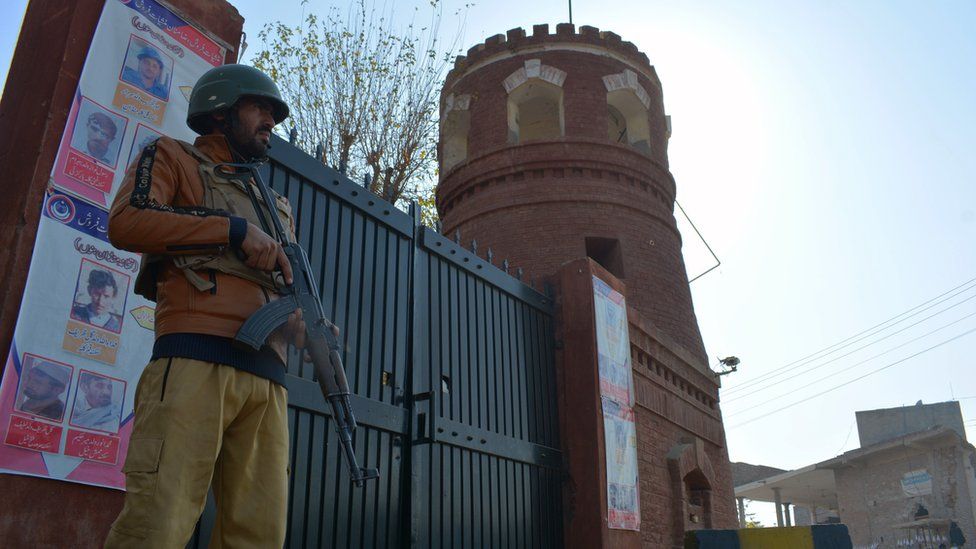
[901,469,933,497]
[0,0,226,490]
[593,276,640,531]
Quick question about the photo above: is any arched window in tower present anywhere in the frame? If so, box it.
[441,94,472,172]
[502,59,567,144]
[603,69,653,154]
[607,90,651,153]
[683,469,713,530]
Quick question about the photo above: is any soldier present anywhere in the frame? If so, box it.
[105,65,312,548]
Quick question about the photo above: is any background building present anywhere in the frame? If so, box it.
[735,401,976,547]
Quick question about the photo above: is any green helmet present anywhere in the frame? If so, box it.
[187,64,289,134]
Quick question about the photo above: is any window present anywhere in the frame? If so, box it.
[607,89,650,153]
[585,237,625,279]
[684,470,712,530]
[508,80,563,144]
[440,93,471,172]
[603,69,652,153]
[441,109,470,172]
[503,59,567,144]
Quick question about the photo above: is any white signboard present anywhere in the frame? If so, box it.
[902,469,933,497]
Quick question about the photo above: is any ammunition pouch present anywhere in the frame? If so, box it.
[134,140,294,301]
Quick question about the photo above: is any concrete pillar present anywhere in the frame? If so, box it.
[792,505,813,526]
[784,503,792,527]
[736,497,746,528]
[773,488,784,527]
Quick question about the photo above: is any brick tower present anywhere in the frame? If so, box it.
[437,23,736,548]
[437,23,707,364]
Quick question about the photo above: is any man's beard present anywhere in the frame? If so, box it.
[226,110,271,160]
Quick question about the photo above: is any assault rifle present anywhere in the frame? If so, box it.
[215,161,379,487]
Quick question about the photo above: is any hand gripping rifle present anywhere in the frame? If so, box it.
[214,161,380,487]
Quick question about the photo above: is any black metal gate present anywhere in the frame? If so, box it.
[188,136,563,548]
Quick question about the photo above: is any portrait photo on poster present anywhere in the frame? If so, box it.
[126,123,163,171]
[70,258,131,335]
[14,354,75,423]
[119,34,173,101]
[67,97,128,169]
[69,370,125,434]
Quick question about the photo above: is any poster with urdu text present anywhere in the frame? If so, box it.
[593,275,640,531]
[0,0,225,490]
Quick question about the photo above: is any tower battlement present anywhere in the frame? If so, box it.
[445,23,659,91]
[435,25,706,361]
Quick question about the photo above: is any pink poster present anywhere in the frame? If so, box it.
[0,0,225,490]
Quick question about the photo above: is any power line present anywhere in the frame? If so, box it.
[725,298,976,403]
[725,310,976,417]
[728,325,976,429]
[675,199,721,283]
[723,276,976,395]
[835,420,855,455]
[724,277,976,394]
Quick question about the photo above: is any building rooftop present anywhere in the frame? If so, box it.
[734,426,971,508]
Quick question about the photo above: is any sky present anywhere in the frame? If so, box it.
[2,0,975,527]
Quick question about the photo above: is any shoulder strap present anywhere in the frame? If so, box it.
[174,139,214,164]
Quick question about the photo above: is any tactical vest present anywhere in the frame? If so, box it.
[134,141,294,301]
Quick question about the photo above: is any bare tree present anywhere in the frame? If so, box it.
[253,0,464,213]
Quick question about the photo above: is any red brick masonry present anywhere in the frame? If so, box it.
[439,25,737,548]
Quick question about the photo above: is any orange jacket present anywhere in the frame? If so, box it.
[109,135,289,358]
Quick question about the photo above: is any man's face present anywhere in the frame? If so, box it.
[84,378,113,408]
[226,97,276,159]
[23,368,64,401]
[88,284,117,316]
[138,56,162,87]
[86,118,114,158]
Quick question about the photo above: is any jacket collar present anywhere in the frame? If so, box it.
[193,134,236,163]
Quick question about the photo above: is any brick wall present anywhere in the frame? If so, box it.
[833,439,976,547]
[437,24,706,364]
[555,259,735,549]
[442,26,735,548]
[629,307,737,547]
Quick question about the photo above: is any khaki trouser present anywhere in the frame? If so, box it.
[105,358,289,549]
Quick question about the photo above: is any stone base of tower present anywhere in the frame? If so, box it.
[553,259,736,548]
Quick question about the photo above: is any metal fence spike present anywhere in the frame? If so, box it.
[486,248,494,264]
[364,173,372,187]
[434,220,442,233]
[339,159,347,174]
[516,267,523,280]
[471,239,478,254]
[314,142,324,162]
[502,259,509,274]
[289,126,298,144]
[454,229,460,244]
[543,282,555,298]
